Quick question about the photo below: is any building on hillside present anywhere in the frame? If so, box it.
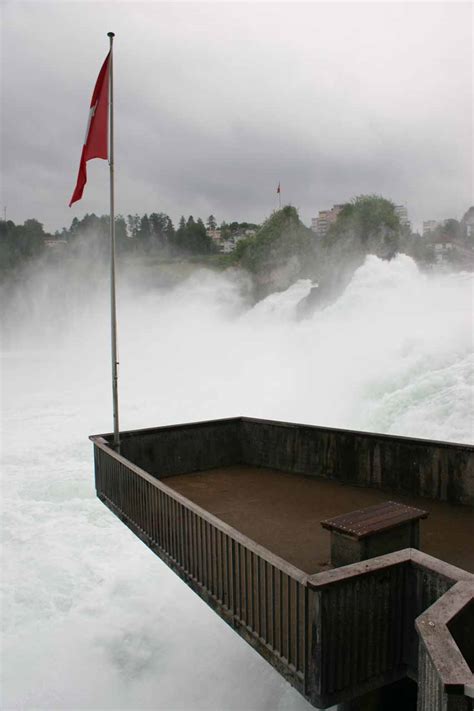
[44,239,68,249]
[422,220,439,236]
[461,207,474,240]
[207,226,256,254]
[311,204,345,237]
[206,227,222,242]
[206,227,229,253]
[221,240,235,254]
[394,205,410,229]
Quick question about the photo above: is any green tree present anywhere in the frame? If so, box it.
[326,195,401,257]
[0,220,20,271]
[127,214,141,240]
[69,216,80,240]
[137,214,152,250]
[19,219,46,259]
[232,205,313,276]
[185,216,198,252]
[175,216,187,251]
[149,212,169,248]
[207,214,217,230]
[442,219,460,241]
[163,215,175,244]
[171,215,216,254]
[195,217,214,253]
[219,221,231,241]
[0,218,48,273]
[115,215,128,252]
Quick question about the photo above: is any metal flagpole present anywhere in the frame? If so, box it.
[108,31,120,451]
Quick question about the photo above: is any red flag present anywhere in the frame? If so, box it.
[277,182,280,194]
[69,52,110,207]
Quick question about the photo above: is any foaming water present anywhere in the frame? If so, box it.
[1,254,473,709]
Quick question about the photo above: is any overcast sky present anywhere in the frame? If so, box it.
[1,1,472,233]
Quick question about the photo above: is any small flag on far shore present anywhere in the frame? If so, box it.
[277,182,281,194]
[69,52,111,206]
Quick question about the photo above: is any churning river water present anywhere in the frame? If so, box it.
[1,253,473,709]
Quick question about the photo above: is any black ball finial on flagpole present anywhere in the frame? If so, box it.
[107,31,115,38]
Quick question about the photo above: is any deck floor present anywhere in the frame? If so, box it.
[164,465,474,575]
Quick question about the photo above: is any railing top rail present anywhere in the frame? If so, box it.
[307,549,474,590]
[416,581,474,694]
[410,549,474,584]
[89,415,474,452]
[92,438,308,584]
[240,417,474,451]
[307,549,412,589]
[89,416,242,442]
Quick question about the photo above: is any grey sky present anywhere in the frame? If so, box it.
[1,1,472,233]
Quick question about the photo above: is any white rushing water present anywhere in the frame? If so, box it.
[1,253,473,710]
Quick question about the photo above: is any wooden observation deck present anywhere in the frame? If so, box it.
[91,417,474,709]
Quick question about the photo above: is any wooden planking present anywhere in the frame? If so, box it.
[322,501,429,538]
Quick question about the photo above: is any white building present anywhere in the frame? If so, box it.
[221,240,235,254]
[206,227,222,242]
[311,204,344,237]
[461,207,474,239]
[44,239,68,249]
[395,205,410,228]
[423,220,439,236]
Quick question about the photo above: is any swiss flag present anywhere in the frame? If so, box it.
[69,52,110,206]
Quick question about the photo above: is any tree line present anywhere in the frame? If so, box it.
[2,199,471,279]
[64,212,217,254]
[0,218,49,273]
[0,211,243,275]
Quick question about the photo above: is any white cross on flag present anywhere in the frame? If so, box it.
[69,52,110,206]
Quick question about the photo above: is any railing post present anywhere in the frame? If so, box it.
[304,580,323,708]
[416,581,474,711]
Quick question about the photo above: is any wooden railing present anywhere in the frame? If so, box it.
[92,433,474,709]
[109,416,474,505]
[93,438,308,692]
[304,550,472,708]
[306,553,410,706]
[416,581,474,711]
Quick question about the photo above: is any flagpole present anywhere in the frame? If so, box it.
[108,31,120,451]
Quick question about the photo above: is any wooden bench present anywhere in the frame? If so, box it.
[321,501,429,568]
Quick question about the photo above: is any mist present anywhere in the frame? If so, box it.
[2,249,473,709]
